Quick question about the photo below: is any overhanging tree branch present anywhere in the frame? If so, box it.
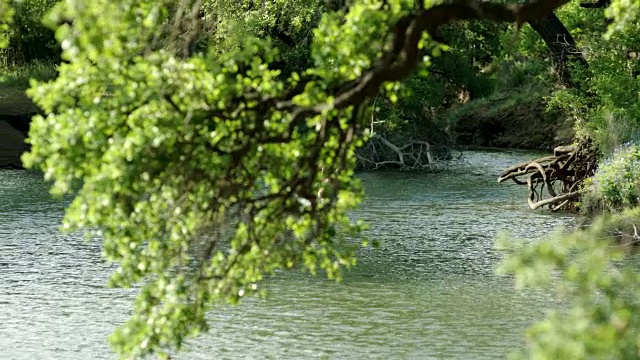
[274,0,571,120]
[173,0,575,181]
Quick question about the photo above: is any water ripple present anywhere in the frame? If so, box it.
[1,151,573,359]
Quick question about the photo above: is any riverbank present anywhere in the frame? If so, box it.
[0,87,37,168]
[0,120,29,168]
[450,85,574,150]
[0,83,574,169]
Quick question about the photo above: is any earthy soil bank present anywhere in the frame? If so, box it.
[0,120,29,168]
[0,88,36,168]
[451,87,574,150]
[0,86,573,169]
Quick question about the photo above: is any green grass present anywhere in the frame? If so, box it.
[446,82,550,124]
[0,60,57,88]
[0,61,57,116]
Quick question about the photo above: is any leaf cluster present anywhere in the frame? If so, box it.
[498,208,640,359]
[20,0,580,357]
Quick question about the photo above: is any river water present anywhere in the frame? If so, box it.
[0,151,574,359]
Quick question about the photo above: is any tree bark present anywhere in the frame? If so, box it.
[529,13,589,87]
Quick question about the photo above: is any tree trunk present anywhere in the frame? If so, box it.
[529,13,589,87]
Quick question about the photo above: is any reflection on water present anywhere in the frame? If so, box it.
[0,151,574,359]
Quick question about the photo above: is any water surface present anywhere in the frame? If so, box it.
[0,151,574,359]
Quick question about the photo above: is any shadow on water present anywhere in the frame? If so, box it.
[0,151,575,359]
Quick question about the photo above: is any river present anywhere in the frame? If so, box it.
[0,151,574,359]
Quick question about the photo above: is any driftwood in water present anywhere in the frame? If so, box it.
[498,141,598,211]
[356,134,454,171]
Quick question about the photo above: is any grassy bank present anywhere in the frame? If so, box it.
[0,61,56,117]
[0,60,57,88]
[449,83,574,150]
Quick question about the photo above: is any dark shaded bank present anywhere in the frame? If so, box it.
[450,87,574,151]
[0,120,29,168]
[0,88,37,169]
[0,86,573,169]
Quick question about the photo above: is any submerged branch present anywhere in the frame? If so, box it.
[356,134,444,170]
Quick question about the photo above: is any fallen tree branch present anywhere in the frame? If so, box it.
[356,134,443,170]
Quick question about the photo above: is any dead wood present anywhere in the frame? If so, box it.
[356,134,452,170]
[498,140,598,211]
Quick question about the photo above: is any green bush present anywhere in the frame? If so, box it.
[0,59,57,87]
[584,144,640,212]
[0,0,59,65]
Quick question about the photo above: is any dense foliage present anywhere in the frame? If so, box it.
[0,0,14,49]
[23,0,412,356]
[582,144,640,212]
[4,0,640,358]
[0,0,58,64]
[498,208,640,359]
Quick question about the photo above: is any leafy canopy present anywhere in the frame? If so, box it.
[22,0,417,357]
[0,0,15,48]
[18,0,640,358]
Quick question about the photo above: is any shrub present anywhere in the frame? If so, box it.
[0,0,59,65]
[584,143,640,212]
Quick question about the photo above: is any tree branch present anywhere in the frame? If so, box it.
[277,0,571,118]
[181,0,573,155]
